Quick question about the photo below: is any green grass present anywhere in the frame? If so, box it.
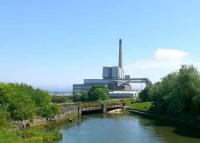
[128,102,153,111]
[0,128,62,143]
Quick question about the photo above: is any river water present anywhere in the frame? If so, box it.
[59,114,200,143]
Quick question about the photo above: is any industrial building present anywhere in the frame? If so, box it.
[109,91,139,99]
[73,39,151,98]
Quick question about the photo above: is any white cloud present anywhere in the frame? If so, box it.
[154,48,188,60]
[124,48,195,83]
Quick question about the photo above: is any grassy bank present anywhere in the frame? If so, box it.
[0,112,80,143]
[128,102,200,129]
[128,102,153,111]
[0,127,62,143]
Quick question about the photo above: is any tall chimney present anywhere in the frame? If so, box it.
[119,39,123,69]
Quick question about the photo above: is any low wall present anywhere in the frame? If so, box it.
[14,103,80,129]
[14,103,124,129]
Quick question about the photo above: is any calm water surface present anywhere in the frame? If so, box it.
[59,114,200,143]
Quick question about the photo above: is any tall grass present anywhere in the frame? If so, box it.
[128,102,153,111]
[0,128,62,143]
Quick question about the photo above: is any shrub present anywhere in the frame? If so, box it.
[88,85,108,101]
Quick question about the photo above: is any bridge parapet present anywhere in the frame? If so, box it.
[81,103,124,114]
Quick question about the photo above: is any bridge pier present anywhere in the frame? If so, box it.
[102,103,107,113]
[78,102,82,117]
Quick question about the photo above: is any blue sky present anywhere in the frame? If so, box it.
[0,0,200,91]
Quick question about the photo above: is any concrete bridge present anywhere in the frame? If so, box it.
[81,104,124,114]
[54,102,124,116]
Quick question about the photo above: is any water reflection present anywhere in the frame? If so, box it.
[58,114,200,143]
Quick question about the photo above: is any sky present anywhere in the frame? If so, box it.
[0,0,200,91]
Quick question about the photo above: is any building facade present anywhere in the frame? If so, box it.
[73,39,132,94]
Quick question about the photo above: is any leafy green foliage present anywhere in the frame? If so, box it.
[88,85,109,101]
[39,104,59,119]
[72,93,81,102]
[140,65,200,119]
[192,95,200,114]
[139,85,153,101]
[0,82,58,121]
[32,89,50,107]
[80,93,89,101]
[73,86,109,102]
[8,92,35,120]
[0,108,10,128]
[0,82,61,142]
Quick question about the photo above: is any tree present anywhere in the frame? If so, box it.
[0,82,61,122]
[141,65,200,117]
[192,95,200,114]
[80,93,89,101]
[88,85,108,101]
[177,65,200,111]
[8,92,35,120]
[139,85,152,101]
[32,89,51,107]
[40,104,59,119]
[31,89,52,117]
[72,93,81,102]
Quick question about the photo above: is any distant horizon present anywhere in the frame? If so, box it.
[1,0,200,91]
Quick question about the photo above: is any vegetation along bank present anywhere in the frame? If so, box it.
[128,65,200,128]
[0,83,76,143]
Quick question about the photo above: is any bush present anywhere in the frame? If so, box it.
[39,104,59,119]
[0,82,56,121]
[72,93,81,102]
[0,108,10,128]
[88,85,108,101]
[8,92,35,120]
[140,65,200,118]
[139,85,152,101]
[80,93,89,101]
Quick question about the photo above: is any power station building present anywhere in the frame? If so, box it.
[73,39,151,95]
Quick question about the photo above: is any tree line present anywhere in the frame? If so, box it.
[140,65,200,121]
[0,83,58,128]
[73,85,109,102]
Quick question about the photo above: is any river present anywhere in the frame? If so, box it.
[58,114,200,143]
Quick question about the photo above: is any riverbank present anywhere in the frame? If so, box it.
[127,102,200,130]
[0,113,80,143]
[0,103,80,143]
[0,127,62,143]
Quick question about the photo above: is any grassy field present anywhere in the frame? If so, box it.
[0,127,62,143]
[128,102,153,111]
